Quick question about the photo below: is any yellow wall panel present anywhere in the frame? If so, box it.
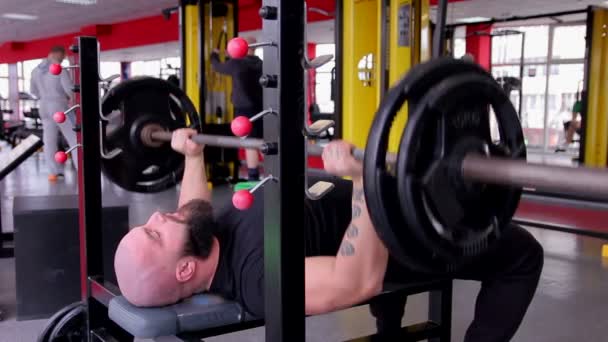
[341,0,380,149]
[419,0,431,62]
[387,0,413,152]
[584,8,608,167]
[184,4,200,113]
[204,3,235,123]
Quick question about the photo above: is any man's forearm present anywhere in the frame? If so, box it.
[30,79,39,99]
[178,155,211,207]
[210,53,231,75]
[60,71,74,100]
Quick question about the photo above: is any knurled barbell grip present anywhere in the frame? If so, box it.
[462,154,608,200]
[150,131,267,150]
[149,131,399,163]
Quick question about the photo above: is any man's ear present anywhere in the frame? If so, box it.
[176,258,196,282]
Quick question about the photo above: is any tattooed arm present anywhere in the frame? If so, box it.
[304,141,389,315]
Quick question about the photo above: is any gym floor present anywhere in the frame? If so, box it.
[1,148,607,341]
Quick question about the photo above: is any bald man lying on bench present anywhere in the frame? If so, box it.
[115,129,543,342]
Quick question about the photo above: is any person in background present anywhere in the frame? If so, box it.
[210,37,263,181]
[167,75,180,88]
[31,46,78,182]
[556,95,583,152]
[565,98,582,145]
[461,53,475,63]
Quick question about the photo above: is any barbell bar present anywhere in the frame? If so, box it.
[150,130,270,151]
[148,127,608,201]
[463,154,608,200]
[146,128,393,164]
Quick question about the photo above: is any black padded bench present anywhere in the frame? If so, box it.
[109,279,452,341]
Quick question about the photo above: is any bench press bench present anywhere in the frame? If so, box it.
[109,279,452,341]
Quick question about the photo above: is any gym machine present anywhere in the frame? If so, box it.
[37,1,608,342]
[179,0,241,184]
[37,0,452,339]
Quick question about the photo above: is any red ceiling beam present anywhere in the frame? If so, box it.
[80,24,113,37]
[0,33,79,64]
[0,15,178,64]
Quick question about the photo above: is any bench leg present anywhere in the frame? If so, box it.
[429,281,453,342]
[369,292,407,336]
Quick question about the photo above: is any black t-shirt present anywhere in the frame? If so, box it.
[208,176,353,317]
[210,53,263,110]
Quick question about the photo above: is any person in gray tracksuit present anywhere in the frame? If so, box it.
[30,46,78,181]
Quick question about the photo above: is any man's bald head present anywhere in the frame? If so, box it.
[114,228,182,307]
[114,200,219,307]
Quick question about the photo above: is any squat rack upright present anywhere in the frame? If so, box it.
[259,0,307,340]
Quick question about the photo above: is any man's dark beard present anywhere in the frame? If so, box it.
[178,199,218,258]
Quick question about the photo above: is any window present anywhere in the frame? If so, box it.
[452,26,467,58]
[548,94,557,111]
[160,57,181,79]
[524,64,546,77]
[490,23,586,152]
[452,38,466,58]
[492,33,523,65]
[520,63,548,147]
[552,25,586,60]
[130,58,182,79]
[530,95,537,109]
[492,65,519,79]
[16,59,44,95]
[550,65,560,75]
[131,60,162,77]
[100,62,121,81]
[254,48,263,60]
[546,63,585,147]
[0,64,8,101]
[17,62,23,92]
[21,59,43,94]
[492,25,549,64]
[313,44,336,114]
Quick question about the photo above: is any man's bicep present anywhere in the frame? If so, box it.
[332,185,389,298]
[335,226,388,282]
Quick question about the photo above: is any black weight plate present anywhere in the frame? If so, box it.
[48,303,86,342]
[396,69,525,266]
[101,77,202,193]
[364,57,489,273]
[37,302,82,342]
